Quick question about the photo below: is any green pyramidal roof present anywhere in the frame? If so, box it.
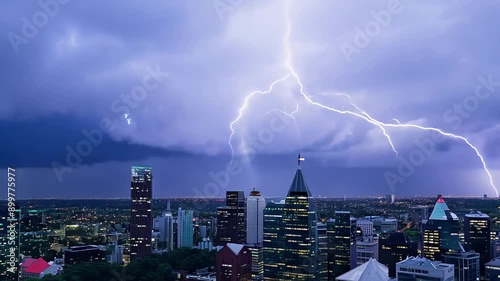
[429,197,458,221]
[287,169,312,197]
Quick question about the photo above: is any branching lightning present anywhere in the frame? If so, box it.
[265,103,300,126]
[227,0,498,196]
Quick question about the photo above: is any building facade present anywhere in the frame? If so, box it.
[442,251,480,281]
[330,211,356,279]
[422,197,463,261]
[217,191,246,246]
[396,257,454,281]
[263,201,285,280]
[246,189,266,244]
[464,210,490,277]
[130,166,153,260]
[177,207,194,248]
[379,231,418,278]
[216,243,252,281]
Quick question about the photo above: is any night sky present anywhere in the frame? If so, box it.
[1,1,499,199]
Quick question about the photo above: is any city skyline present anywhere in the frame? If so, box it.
[1,1,500,199]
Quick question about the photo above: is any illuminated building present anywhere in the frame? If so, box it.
[129,166,152,260]
[464,210,490,277]
[263,201,285,280]
[330,211,356,279]
[442,251,480,281]
[217,191,246,245]
[422,196,463,261]
[379,231,418,278]
[216,243,252,281]
[263,155,319,280]
[485,258,500,281]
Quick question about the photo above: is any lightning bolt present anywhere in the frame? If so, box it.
[227,0,498,197]
[265,103,300,126]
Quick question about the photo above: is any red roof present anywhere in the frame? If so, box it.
[25,258,50,274]
[20,258,37,268]
[437,197,445,203]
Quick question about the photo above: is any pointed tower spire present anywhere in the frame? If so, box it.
[167,201,171,212]
[298,153,305,169]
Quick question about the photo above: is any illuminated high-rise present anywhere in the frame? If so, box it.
[217,191,246,245]
[330,211,356,279]
[422,196,463,261]
[130,166,152,260]
[263,155,319,280]
[464,210,491,277]
[263,201,285,280]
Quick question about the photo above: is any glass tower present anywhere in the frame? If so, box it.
[423,196,463,261]
[130,166,152,260]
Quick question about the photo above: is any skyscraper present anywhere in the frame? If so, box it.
[177,207,193,248]
[464,210,491,277]
[330,211,356,279]
[130,166,152,260]
[379,231,418,277]
[217,191,246,245]
[263,201,285,281]
[157,210,174,251]
[246,189,266,244]
[246,189,266,281]
[282,156,319,280]
[422,196,463,261]
[263,155,319,280]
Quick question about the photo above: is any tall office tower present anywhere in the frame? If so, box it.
[379,231,418,278]
[217,191,246,246]
[247,189,266,244]
[464,210,491,277]
[326,219,335,280]
[216,243,252,281]
[282,157,319,280]
[157,211,174,251]
[263,201,286,280]
[130,166,152,260]
[422,196,463,261]
[317,222,329,281]
[263,156,319,280]
[177,208,194,248]
[396,257,454,281]
[331,211,356,279]
[442,251,480,281]
[246,244,264,281]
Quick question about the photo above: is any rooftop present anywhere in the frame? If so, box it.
[336,258,389,281]
[465,210,490,218]
[429,197,458,221]
[397,256,453,270]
